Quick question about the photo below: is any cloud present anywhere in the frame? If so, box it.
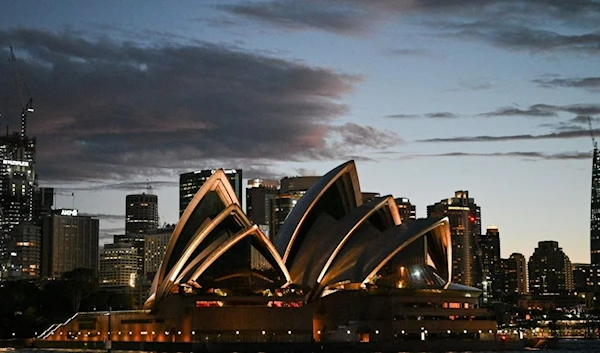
[219,1,600,54]
[0,29,400,183]
[388,48,431,56]
[217,1,370,35]
[80,213,126,222]
[479,104,557,117]
[385,113,420,119]
[480,103,600,118]
[533,77,600,91]
[418,129,600,143]
[451,24,600,54]
[385,112,457,119]
[330,122,402,150]
[425,112,457,119]
[420,151,591,160]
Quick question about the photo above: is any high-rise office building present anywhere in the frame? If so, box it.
[180,169,242,216]
[125,193,158,234]
[114,233,145,283]
[3,222,41,280]
[572,263,593,292]
[480,225,502,299]
[528,241,573,294]
[41,209,99,279]
[505,253,528,295]
[144,227,174,277]
[591,145,600,292]
[395,197,416,223]
[0,133,36,261]
[246,179,279,234]
[427,190,483,287]
[33,187,54,226]
[271,176,320,238]
[99,242,140,289]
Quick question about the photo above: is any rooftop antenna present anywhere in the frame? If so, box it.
[589,116,598,150]
[9,46,34,139]
[146,179,153,194]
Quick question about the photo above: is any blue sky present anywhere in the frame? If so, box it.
[0,0,598,262]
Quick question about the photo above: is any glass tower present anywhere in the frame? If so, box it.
[591,147,600,292]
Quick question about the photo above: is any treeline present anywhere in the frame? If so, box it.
[0,269,135,339]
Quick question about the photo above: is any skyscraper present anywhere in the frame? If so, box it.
[427,190,483,287]
[99,242,140,289]
[179,169,242,216]
[572,263,593,292]
[144,227,174,277]
[505,253,528,295]
[246,179,279,234]
[4,222,41,280]
[395,197,416,223]
[480,225,502,299]
[33,187,54,226]
[271,176,320,238]
[0,133,36,262]
[528,241,574,294]
[41,209,99,279]
[125,193,158,234]
[591,146,600,292]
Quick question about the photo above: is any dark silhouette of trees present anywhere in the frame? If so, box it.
[0,268,136,338]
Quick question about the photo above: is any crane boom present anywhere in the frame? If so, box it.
[589,115,598,150]
[9,46,33,139]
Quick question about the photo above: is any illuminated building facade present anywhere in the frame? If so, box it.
[144,227,174,277]
[505,253,528,295]
[0,133,36,262]
[125,193,158,234]
[271,176,319,238]
[528,241,573,294]
[99,242,140,289]
[591,146,600,292]
[41,161,496,344]
[572,263,593,292]
[395,197,416,223]
[4,222,40,280]
[427,191,483,288]
[179,169,242,217]
[41,209,99,279]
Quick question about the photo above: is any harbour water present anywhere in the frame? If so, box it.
[5,339,600,352]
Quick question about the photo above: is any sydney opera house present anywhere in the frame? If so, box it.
[40,161,496,344]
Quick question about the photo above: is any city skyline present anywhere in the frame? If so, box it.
[0,1,598,263]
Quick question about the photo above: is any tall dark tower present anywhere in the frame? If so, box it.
[591,145,600,292]
[125,193,159,234]
[481,226,502,300]
[427,191,483,288]
[179,169,242,217]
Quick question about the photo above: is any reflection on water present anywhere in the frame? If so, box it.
[9,339,600,353]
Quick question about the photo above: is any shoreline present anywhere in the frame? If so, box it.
[1,337,562,352]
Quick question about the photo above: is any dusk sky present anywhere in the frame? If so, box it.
[0,1,598,263]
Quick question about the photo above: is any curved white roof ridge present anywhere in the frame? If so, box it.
[275,160,362,265]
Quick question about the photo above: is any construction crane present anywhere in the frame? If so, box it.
[589,115,598,150]
[9,46,34,139]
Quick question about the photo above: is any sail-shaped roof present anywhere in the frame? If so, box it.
[146,161,476,309]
